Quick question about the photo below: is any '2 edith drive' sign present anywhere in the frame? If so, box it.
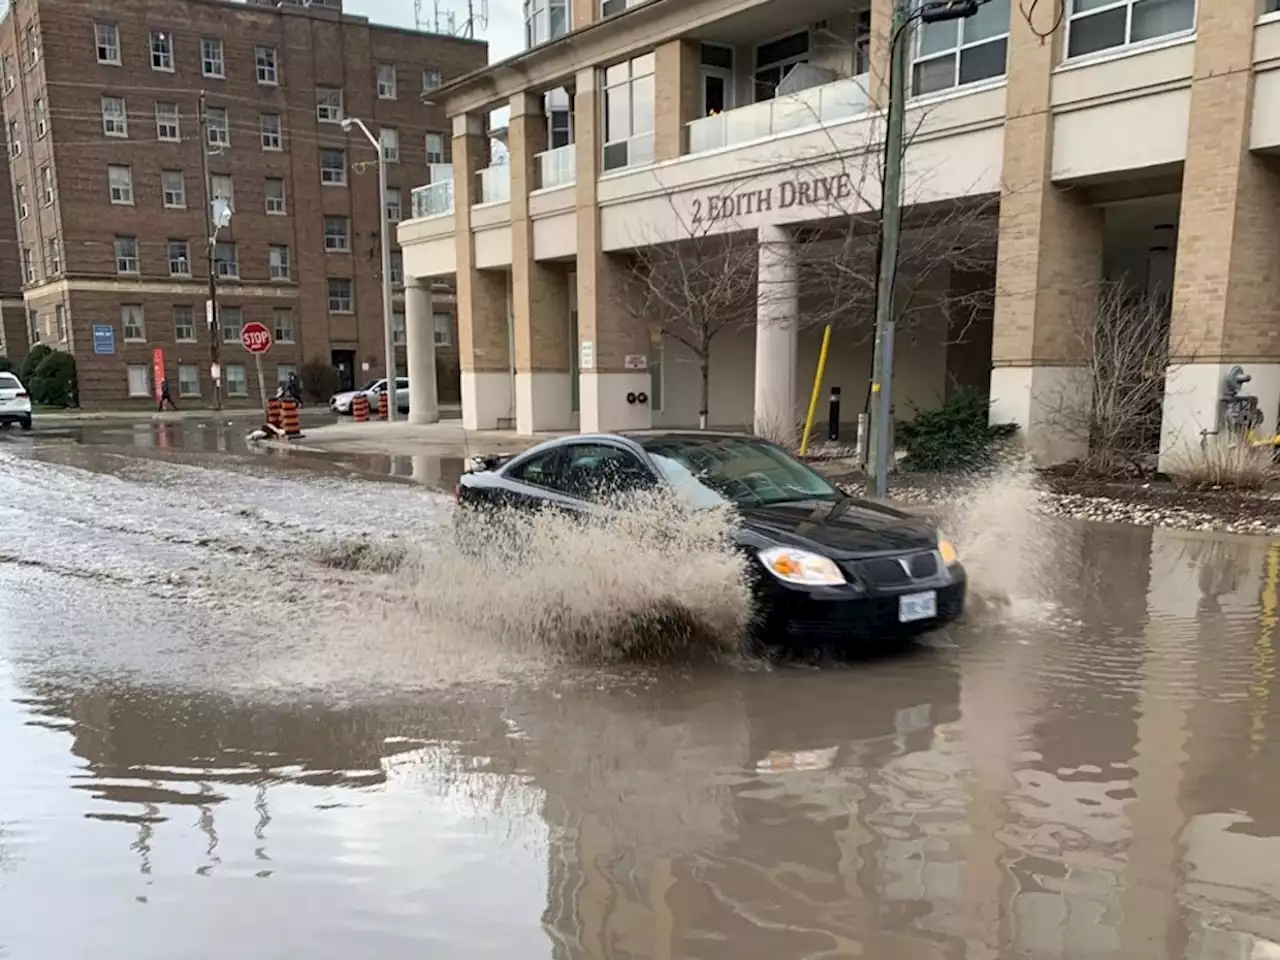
[689,172,856,227]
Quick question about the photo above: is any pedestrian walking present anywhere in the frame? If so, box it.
[287,372,303,407]
[158,378,177,411]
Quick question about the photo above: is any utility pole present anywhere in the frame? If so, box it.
[868,0,979,497]
[198,91,223,411]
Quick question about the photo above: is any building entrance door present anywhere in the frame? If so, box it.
[331,349,356,392]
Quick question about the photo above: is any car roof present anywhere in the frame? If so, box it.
[619,430,759,444]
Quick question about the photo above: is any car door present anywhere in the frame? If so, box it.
[395,377,410,409]
[494,447,569,511]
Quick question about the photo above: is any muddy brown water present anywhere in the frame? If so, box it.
[2,434,1280,958]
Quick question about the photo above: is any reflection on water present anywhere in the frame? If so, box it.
[3,456,1280,956]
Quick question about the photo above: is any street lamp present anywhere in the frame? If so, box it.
[342,116,399,423]
[868,0,980,497]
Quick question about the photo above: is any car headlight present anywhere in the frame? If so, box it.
[758,547,846,586]
[937,536,959,567]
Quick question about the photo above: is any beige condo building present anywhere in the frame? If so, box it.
[395,0,1280,467]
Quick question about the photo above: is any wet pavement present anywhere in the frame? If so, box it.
[2,425,1280,959]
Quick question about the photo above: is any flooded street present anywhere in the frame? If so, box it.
[2,426,1280,958]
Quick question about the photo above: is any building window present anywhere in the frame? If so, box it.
[178,363,200,397]
[913,0,1010,95]
[122,304,146,342]
[201,38,225,78]
[377,63,397,99]
[525,0,569,47]
[256,45,278,84]
[324,216,350,251]
[269,245,291,280]
[114,236,140,274]
[220,306,243,343]
[162,170,186,208]
[46,236,61,275]
[151,30,174,71]
[168,240,191,276]
[276,363,297,388]
[55,304,66,342]
[320,148,347,185]
[265,177,286,214]
[15,183,27,220]
[27,309,39,345]
[214,242,238,278]
[385,186,402,221]
[95,22,121,65]
[225,363,248,397]
[21,246,34,284]
[108,164,134,204]
[34,98,46,138]
[3,56,13,93]
[174,306,196,341]
[1065,0,1196,59]
[423,67,442,90]
[206,107,229,148]
[127,365,151,398]
[392,310,406,345]
[273,307,295,343]
[433,311,453,347]
[39,165,53,205]
[390,251,404,287]
[601,53,656,172]
[211,174,234,212]
[425,132,446,163]
[754,31,809,100]
[548,93,572,148]
[25,25,41,68]
[327,278,353,312]
[8,120,19,157]
[156,102,180,141]
[260,113,282,150]
[316,87,343,123]
[381,126,400,162]
[101,95,128,137]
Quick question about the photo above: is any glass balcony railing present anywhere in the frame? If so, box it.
[476,164,510,205]
[686,73,871,155]
[411,180,453,218]
[536,144,576,189]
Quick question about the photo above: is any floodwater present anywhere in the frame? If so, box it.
[2,429,1280,959]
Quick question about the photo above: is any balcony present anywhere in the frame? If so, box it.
[686,74,871,155]
[536,144,576,190]
[476,164,510,205]
[412,180,454,218]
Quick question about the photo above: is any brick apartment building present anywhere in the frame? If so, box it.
[0,0,485,407]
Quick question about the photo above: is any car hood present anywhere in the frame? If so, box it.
[331,390,364,402]
[735,498,938,557]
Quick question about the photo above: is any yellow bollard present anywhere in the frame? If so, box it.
[799,326,832,457]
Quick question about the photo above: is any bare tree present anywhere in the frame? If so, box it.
[1041,282,1184,478]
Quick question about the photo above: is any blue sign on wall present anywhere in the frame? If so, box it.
[92,324,115,355]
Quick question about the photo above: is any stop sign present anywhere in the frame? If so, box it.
[241,321,272,354]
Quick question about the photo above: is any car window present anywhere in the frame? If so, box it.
[559,444,655,502]
[506,450,561,490]
[642,436,840,508]
[396,378,409,389]
[362,379,381,392]
[0,374,20,390]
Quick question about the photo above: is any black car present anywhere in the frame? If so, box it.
[455,431,965,652]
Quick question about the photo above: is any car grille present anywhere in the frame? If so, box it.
[846,550,939,587]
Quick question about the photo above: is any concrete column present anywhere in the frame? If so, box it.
[989,2,1103,465]
[452,112,512,430]
[405,280,439,425]
[753,224,798,444]
[653,39,699,162]
[574,67,651,433]
[867,0,894,108]
[1159,5,1280,467]
[510,91,574,435]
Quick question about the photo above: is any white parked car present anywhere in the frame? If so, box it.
[0,371,32,431]
[329,377,409,416]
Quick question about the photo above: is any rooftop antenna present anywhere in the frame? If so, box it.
[456,0,488,37]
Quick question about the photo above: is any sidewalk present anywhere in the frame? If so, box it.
[300,417,558,459]
[38,406,281,423]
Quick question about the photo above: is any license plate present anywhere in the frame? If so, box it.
[898,590,937,623]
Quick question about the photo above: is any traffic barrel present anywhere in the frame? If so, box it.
[353,395,369,422]
[266,398,283,429]
[378,391,389,421]
[281,399,303,439]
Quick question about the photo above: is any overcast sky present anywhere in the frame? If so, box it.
[340,0,518,62]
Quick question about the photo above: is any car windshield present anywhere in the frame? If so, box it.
[361,379,382,392]
[0,374,20,390]
[641,435,843,508]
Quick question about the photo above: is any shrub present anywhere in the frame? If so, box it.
[1165,437,1276,492]
[898,387,1018,473]
[20,344,52,384]
[30,349,78,408]
[301,357,340,402]
[0,356,12,373]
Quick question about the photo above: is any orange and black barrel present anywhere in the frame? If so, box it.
[353,395,369,422]
[377,391,389,421]
[266,398,283,429]
[281,400,302,439]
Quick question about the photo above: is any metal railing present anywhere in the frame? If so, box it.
[536,144,576,189]
[411,180,453,218]
[686,73,871,155]
[476,164,511,204]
